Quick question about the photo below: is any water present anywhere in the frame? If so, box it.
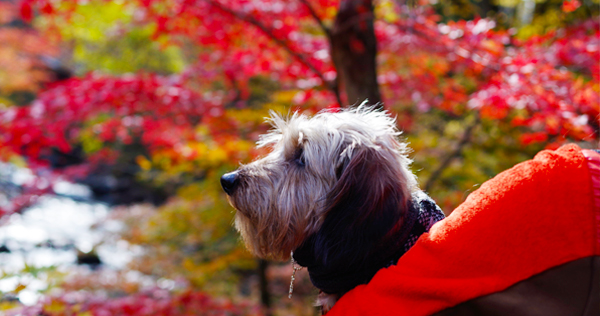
[0,179,136,305]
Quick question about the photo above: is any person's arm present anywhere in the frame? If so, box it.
[328,144,599,316]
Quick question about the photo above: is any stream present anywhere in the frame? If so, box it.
[0,165,137,305]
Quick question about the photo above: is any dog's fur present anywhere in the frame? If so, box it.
[222,106,420,310]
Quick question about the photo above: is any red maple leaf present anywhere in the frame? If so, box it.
[562,0,581,12]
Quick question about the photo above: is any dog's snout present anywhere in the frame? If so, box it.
[221,171,239,195]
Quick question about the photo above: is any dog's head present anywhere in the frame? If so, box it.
[221,106,417,261]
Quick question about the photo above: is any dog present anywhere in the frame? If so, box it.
[221,105,444,312]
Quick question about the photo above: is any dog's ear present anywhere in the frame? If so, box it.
[313,146,412,276]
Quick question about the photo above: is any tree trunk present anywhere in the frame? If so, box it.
[331,0,381,106]
[258,259,272,316]
[475,0,500,18]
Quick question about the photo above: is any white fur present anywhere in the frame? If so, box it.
[226,105,417,260]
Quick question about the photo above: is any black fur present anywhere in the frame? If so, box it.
[293,147,417,294]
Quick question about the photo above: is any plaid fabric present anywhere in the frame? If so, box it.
[402,191,446,254]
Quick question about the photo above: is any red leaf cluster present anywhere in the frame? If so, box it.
[9,0,599,198]
[562,0,581,13]
[0,73,222,165]
[469,20,599,143]
[376,9,512,115]
[9,290,262,316]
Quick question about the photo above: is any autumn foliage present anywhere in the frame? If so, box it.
[10,290,261,316]
[0,0,598,314]
[0,2,58,98]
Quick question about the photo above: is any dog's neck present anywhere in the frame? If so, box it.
[292,191,444,295]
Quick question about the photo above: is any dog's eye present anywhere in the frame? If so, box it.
[293,148,306,167]
[296,155,306,167]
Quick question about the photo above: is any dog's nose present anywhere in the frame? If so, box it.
[221,171,239,195]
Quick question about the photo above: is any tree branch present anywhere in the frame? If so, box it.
[298,0,331,38]
[205,0,342,106]
[424,115,481,193]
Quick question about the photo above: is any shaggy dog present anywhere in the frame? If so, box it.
[221,106,444,312]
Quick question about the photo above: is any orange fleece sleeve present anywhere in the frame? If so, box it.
[328,144,599,316]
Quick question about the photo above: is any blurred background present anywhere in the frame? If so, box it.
[0,0,597,315]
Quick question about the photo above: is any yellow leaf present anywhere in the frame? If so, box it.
[136,155,152,170]
[0,301,20,311]
[44,299,67,313]
[13,284,26,293]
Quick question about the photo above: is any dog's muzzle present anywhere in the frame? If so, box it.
[221,171,239,195]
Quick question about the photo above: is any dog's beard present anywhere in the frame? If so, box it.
[229,162,331,260]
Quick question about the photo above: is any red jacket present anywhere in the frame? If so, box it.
[328,144,600,316]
